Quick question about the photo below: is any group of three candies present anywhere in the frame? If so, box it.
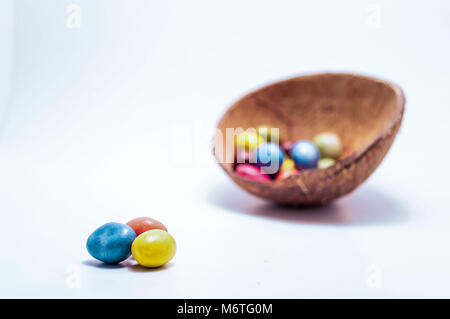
[234,125,344,182]
[86,217,176,267]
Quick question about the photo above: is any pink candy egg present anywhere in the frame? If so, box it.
[235,164,271,182]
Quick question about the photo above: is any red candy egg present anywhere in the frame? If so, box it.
[126,217,168,236]
[235,164,271,182]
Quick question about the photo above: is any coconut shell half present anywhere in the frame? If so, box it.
[213,73,405,205]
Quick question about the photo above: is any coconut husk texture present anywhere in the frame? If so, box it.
[213,73,405,205]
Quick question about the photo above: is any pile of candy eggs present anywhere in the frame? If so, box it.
[234,126,344,182]
[86,217,176,268]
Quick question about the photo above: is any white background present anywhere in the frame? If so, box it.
[1,0,450,298]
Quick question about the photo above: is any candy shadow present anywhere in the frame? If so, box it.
[82,258,174,273]
[82,259,129,269]
[127,262,174,273]
[206,182,409,226]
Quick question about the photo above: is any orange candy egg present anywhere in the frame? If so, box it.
[276,168,299,181]
[126,217,168,236]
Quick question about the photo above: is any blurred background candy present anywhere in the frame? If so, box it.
[280,157,295,172]
[235,164,270,182]
[313,132,343,160]
[86,222,136,264]
[280,140,295,156]
[291,140,320,169]
[233,127,345,180]
[318,158,336,169]
[276,167,299,181]
[235,131,263,153]
[255,142,285,174]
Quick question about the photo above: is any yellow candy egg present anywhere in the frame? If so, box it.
[280,157,295,172]
[235,131,264,152]
[131,229,176,268]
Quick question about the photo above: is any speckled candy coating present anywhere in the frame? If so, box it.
[86,222,136,264]
[291,140,320,169]
[132,229,177,268]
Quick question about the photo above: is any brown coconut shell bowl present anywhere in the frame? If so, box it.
[213,73,405,205]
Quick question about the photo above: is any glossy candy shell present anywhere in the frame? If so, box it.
[291,140,320,169]
[131,230,176,268]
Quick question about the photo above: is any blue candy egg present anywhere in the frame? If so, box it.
[256,142,285,174]
[291,140,320,169]
[86,222,136,264]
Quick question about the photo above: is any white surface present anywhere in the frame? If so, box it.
[1,0,450,298]
[0,0,14,130]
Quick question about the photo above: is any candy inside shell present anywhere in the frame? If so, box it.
[313,132,343,159]
[255,142,285,175]
[318,158,336,169]
[280,140,295,156]
[291,140,320,169]
[235,164,270,182]
[280,157,295,172]
[276,168,299,181]
[235,131,264,152]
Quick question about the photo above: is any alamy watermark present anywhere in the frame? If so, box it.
[66,264,81,288]
[66,3,81,29]
[163,123,282,173]
[366,4,381,29]
[366,263,382,288]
